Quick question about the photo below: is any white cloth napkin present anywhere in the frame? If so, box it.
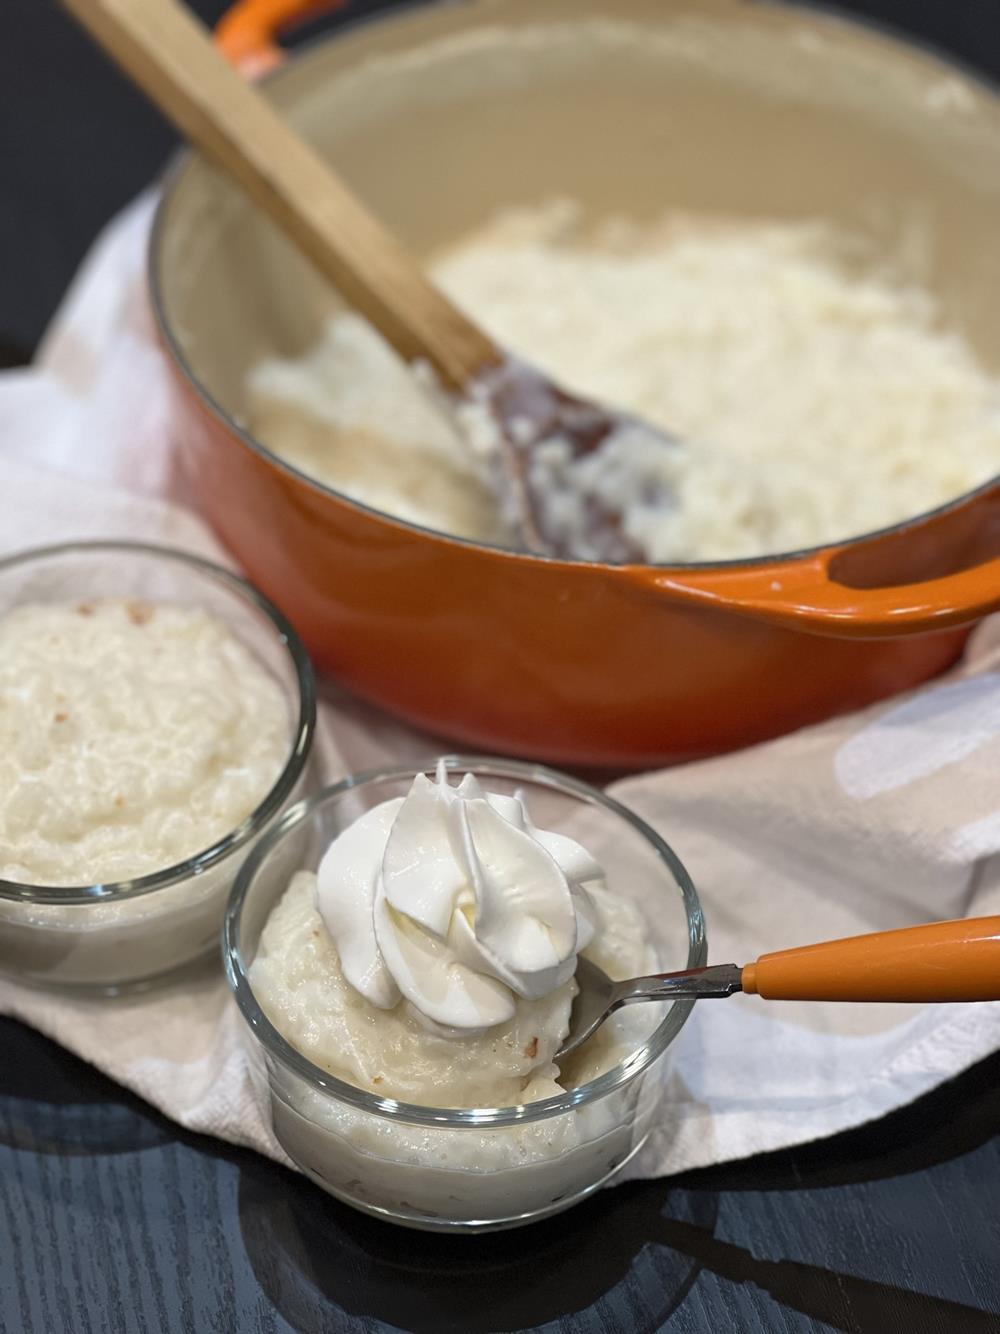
[1,193,998,1178]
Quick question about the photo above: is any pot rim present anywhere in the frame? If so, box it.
[147,0,1000,581]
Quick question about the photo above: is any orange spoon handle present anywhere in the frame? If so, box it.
[740,915,1000,1002]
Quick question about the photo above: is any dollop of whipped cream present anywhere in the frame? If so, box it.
[316,763,603,1033]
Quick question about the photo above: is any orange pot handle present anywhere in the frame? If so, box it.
[216,0,346,77]
[741,914,1000,1002]
[627,483,1000,638]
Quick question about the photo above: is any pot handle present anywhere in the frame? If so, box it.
[627,485,1000,638]
[216,0,346,77]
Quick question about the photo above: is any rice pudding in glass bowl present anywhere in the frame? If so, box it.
[224,758,705,1232]
[0,541,316,993]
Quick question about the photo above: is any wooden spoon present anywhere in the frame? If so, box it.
[558,914,1000,1059]
[62,0,678,562]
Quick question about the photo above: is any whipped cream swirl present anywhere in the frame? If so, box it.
[316,764,602,1032]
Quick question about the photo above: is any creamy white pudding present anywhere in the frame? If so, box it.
[0,599,289,886]
[0,546,314,994]
[244,764,670,1228]
[251,765,652,1107]
[249,204,1000,561]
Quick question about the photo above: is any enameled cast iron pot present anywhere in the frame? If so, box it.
[150,0,1000,767]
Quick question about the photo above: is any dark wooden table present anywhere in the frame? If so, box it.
[3,2,1000,1330]
[3,1016,999,1332]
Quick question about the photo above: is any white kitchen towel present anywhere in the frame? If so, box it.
[0,192,998,1179]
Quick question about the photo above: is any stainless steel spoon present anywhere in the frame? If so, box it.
[558,915,1000,1060]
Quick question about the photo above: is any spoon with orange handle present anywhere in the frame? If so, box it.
[558,915,1000,1059]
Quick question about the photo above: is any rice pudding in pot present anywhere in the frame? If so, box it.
[249,204,1000,562]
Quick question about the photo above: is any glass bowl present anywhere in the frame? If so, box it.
[0,540,316,993]
[224,757,705,1232]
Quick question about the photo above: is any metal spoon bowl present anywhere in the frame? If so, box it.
[557,956,741,1061]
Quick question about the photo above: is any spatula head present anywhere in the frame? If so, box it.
[466,357,680,563]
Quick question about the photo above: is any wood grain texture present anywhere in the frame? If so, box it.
[60,0,499,387]
[1,1017,998,1334]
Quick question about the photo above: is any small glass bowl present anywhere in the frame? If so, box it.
[224,757,705,1232]
[0,541,316,993]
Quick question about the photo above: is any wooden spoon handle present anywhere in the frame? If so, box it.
[61,0,500,388]
[741,915,1000,1002]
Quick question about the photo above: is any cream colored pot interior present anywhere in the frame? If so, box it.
[153,0,1000,431]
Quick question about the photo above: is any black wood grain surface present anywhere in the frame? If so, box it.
[2,2,1000,1330]
[2,1015,999,1333]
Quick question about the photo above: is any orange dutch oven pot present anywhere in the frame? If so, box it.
[150,0,1000,768]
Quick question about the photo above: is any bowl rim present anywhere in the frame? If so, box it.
[147,0,1000,577]
[0,539,317,905]
[223,755,707,1128]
